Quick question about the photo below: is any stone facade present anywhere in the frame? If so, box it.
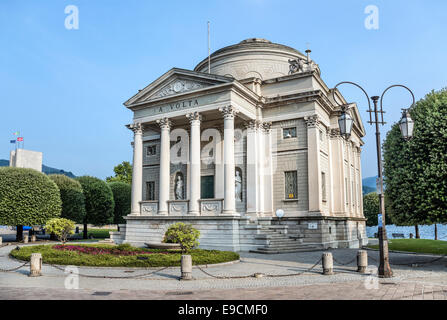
[112,38,368,251]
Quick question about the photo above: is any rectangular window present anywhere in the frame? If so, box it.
[321,172,327,202]
[285,171,298,199]
[283,127,297,139]
[146,181,155,200]
[146,145,156,156]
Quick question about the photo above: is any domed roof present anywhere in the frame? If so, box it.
[194,38,307,81]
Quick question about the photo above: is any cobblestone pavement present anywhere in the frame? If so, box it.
[1,243,446,300]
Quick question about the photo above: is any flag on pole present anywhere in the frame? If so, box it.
[17,137,23,142]
[10,140,16,144]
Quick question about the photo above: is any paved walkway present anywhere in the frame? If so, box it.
[1,243,446,300]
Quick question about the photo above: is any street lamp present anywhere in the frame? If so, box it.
[333,82,415,278]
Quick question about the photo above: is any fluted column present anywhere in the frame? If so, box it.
[186,112,201,215]
[156,118,171,215]
[305,115,322,213]
[245,120,259,217]
[128,123,143,216]
[219,106,238,215]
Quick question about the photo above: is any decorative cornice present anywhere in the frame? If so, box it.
[304,114,320,128]
[186,111,201,124]
[126,122,143,135]
[156,117,172,130]
[219,105,239,119]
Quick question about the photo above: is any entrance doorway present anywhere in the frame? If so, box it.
[201,175,215,199]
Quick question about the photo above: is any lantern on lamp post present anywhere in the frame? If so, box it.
[333,82,415,278]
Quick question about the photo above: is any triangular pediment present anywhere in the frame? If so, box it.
[348,102,366,136]
[124,68,233,107]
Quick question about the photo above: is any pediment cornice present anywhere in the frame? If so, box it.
[124,68,234,107]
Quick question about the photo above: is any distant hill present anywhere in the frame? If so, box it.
[0,159,76,178]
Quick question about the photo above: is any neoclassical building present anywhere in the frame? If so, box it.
[111,38,368,252]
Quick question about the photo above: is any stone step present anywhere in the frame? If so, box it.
[260,243,316,249]
[249,247,321,254]
[254,234,289,240]
[267,240,303,245]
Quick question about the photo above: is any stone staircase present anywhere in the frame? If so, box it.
[249,225,320,254]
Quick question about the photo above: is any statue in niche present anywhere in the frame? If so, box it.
[175,174,184,200]
[235,169,242,202]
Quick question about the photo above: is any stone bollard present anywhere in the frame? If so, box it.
[0,236,2,246]
[31,235,37,242]
[29,253,42,277]
[180,255,193,280]
[23,235,29,244]
[322,252,334,275]
[357,250,368,273]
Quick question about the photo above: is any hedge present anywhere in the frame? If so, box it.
[49,174,86,223]
[0,167,61,226]
[76,176,114,226]
[108,182,131,225]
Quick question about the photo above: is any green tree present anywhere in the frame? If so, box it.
[45,218,75,244]
[76,176,114,239]
[163,222,200,253]
[108,182,131,226]
[106,161,132,184]
[363,192,393,227]
[49,174,86,223]
[383,88,447,234]
[0,167,62,241]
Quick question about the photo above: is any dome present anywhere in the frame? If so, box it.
[194,38,307,81]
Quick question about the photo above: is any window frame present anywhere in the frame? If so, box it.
[284,170,298,200]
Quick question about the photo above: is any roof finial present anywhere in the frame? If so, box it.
[305,42,311,63]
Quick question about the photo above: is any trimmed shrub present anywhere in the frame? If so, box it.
[45,218,75,244]
[76,176,114,238]
[163,222,200,252]
[49,174,86,223]
[0,167,61,226]
[108,182,131,225]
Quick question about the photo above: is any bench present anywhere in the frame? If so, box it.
[392,233,405,238]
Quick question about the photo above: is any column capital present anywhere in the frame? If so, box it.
[219,105,239,119]
[261,122,272,133]
[156,117,172,130]
[329,128,341,139]
[126,122,143,135]
[186,111,202,124]
[244,120,260,131]
[304,114,320,128]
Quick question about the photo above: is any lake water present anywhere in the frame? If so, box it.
[366,224,447,240]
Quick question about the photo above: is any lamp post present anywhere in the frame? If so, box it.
[333,82,415,278]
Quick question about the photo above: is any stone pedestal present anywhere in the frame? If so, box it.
[181,255,193,280]
[29,253,42,277]
[357,250,368,273]
[322,252,333,275]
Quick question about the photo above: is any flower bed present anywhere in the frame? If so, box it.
[52,245,168,256]
[9,244,240,268]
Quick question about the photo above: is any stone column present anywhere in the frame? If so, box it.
[219,106,238,215]
[245,120,259,217]
[156,118,171,215]
[186,112,201,215]
[305,115,322,213]
[128,123,143,215]
[262,122,274,216]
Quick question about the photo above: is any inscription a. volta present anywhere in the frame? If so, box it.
[149,99,200,116]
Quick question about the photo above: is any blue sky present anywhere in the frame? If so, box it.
[0,0,445,179]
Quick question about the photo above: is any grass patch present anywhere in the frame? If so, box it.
[9,243,240,268]
[368,239,447,255]
[84,229,115,239]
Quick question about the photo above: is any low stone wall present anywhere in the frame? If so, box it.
[118,215,368,252]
